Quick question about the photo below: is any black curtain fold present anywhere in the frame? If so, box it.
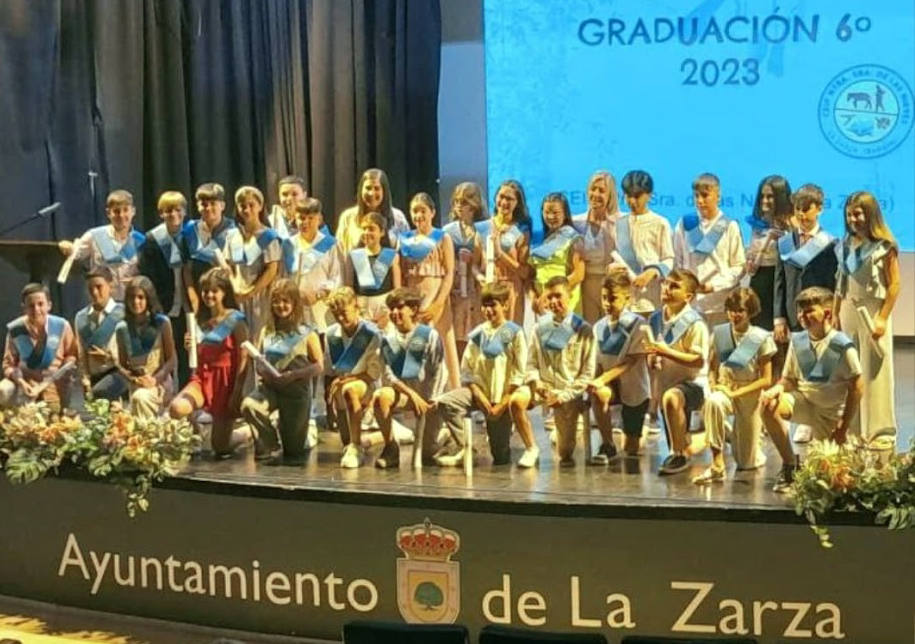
[0,0,441,322]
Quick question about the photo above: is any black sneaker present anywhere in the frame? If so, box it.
[375,441,400,469]
[772,464,796,493]
[659,453,689,475]
[590,442,618,465]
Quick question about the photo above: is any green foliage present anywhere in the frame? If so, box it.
[414,581,444,610]
[793,437,915,547]
[0,400,199,517]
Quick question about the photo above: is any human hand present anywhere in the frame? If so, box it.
[58,240,74,256]
[409,392,430,415]
[135,374,157,389]
[872,314,887,340]
[632,269,657,289]
[774,320,788,343]
[88,346,111,361]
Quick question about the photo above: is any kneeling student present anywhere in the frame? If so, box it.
[694,287,776,484]
[242,279,324,465]
[372,287,446,468]
[1,283,77,410]
[589,268,651,461]
[760,286,862,492]
[513,276,595,467]
[645,269,709,475]
[431,282,529,466]
[324,286,383,468]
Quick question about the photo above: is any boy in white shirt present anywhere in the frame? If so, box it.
[646,269,710,475]
[760,287,862,492]
[513,276,595,467]
[589,268,651,459]
[324,287,383,468]
[673,173,745,326]
[74,266,128,402]
[430,283,529,467]
[372,287,446,469]
[614,170,675,313]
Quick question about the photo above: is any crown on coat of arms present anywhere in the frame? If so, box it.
[397,518,460,561]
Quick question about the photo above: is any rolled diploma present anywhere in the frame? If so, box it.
[855,305,885,360]
[187,313,198,369]
[484,236,495,283]
[213,248,230,271]
[57,241,79,283]
[242,341,281,379]
[459,257,468,296]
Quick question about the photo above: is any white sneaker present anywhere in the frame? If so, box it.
[306,420,318,450]
[517,445,540,468]
[645,414,661,435]
[340,444,363,468]
[435,448,466,467]
[392,419,415,445]
[793,424,812,443]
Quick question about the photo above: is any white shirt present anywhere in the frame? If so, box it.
[610,211,675,312]
[525,314,596,404]
[76,298,121,376]
[783,328,861,411]
[381,325,446,399]
[592,314,651,406]
[654,305,710,392]
[323,322,383,380]
[673,212,746,315]
[460,321,527,403]
[74,225,140,301]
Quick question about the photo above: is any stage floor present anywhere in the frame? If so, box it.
[171,344,914,517]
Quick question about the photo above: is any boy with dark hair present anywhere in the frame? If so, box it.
[589,268,651,459]
[760,286,862,492]
[513,275,595,467]
[74,266,129,402]
[182,183,238,313]
[645,268,710,475]
[372,287,446,468]
[1,283,77,410]
[269,175,307,238]
[430,282,529,467]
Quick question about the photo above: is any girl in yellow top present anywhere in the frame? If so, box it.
[528,192,585,315]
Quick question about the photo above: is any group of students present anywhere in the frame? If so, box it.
[0,168,900,492]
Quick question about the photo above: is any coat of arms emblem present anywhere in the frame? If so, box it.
[396,518,461,623]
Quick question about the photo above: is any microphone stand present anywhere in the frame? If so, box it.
[0,202,62,238]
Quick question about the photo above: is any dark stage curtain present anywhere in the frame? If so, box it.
[0,0,441,320]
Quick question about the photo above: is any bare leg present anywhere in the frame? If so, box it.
[662,388,689,455]
[373,387,397,445]
[509,386,535,449]
[761,396,795,464]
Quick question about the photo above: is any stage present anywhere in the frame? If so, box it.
[0,345,912,643]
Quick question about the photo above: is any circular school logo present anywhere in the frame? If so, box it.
[818,65,914,159]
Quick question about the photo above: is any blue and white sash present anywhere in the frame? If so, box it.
[745,214,770,231]
[530,225,579,261]
[76,304,125,350]
[117,314,167,359]
[650,307,702,345]
[836,239,881,282]
[778,230,834,269]
[350,247,396,293]
[596,311,641,357]
[199,310,245,345]
[399,229,444,262]
[474,220,524,253]
[683,214,729,256]
[8,315,67,371]
[186,219,237,265]
[792,331,854,383]
[469,321,522,359]
[90,227,145,265]
[328,321,378,372]
[615,217,642,273]
[263,326,311,367]
[149,223,184,268]
[713,323,768,369]
[539,313,586,352]
[283,233,336,274]
[443,221,475,253]
[381,324,433,380]
[227,228,279,266]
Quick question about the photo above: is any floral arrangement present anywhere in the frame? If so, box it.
[0,399,199,517]
[792,438,915,547]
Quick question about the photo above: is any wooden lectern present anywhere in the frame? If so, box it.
[0,240,67,323]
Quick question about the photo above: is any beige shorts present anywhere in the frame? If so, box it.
[782,391,841,439]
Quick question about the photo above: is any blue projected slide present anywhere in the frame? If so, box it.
[484,1,915,248]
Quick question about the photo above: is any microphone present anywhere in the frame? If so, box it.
[38,202,61,217]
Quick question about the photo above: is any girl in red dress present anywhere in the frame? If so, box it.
[169,268,249,457]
